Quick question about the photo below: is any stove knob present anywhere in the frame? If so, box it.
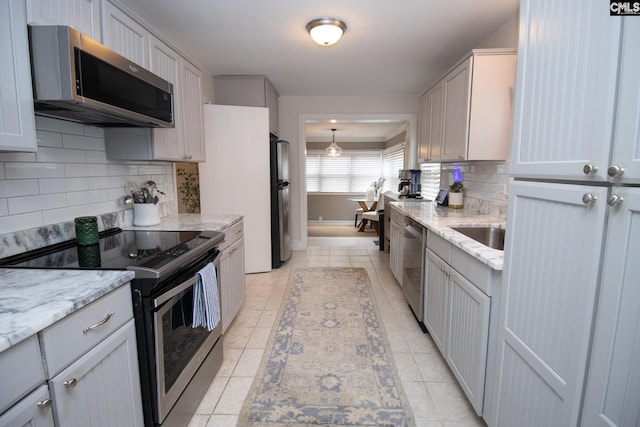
[128,252,138,259]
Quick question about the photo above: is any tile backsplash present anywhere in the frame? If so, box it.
[441,161,510,219]
[0,117,176,255]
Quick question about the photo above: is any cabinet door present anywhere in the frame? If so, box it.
[417,90,431,162]
[510,0,621,181]
[389,220,402,285]
[49,320,143,427]
[424,249,449,354]
[609,19,640,184]
[148,34,182,161]
[0,385,54,427]
[229,239,246,322]
[428,81,445,161]
[27,0,101,40]
[180,59,205,162]
[101,1,148,66]
[219,249,232,333]
[0,0,37,153]
[447,268,490,416]
[494,180,607,427]
[441,57,472,161]
[581,188,640,427]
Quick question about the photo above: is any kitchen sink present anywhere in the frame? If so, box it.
[451,226,505,250]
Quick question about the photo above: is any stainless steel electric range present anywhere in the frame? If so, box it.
[0,228,225,427]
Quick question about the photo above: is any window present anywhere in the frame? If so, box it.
[382,143,404,192]
[420,163,441,200]
[306,150,382,193]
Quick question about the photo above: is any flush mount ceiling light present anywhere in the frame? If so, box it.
[306,17,347,46]
[326,128,342,157]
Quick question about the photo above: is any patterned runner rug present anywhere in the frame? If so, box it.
[238,267,415,427]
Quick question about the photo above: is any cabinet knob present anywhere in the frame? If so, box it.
[582,193,598,205]
[607,194,624,207]
[583,164,598,175]
[183,154,188,160]
[37,398,52,409]
[607,165,625,178]
[63,378,78,388]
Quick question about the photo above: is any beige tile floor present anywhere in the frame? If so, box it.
[188,235,486,427]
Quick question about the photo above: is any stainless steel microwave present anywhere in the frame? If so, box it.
[28,25,173,128]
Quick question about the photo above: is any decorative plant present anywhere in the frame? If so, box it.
[371,177,385,192]
[450,181,464,193]
[176,167,201,214]
[450,167,464,193]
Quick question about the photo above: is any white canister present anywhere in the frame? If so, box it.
[133,203,160,226]
[448,192,464,209]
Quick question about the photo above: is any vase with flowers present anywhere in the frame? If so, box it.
[371,177,385,199]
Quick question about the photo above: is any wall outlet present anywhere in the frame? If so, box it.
[319,216,323,222]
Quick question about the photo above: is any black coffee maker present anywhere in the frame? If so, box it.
[398,169,421,198]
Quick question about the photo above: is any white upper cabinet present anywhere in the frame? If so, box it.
[418,49,515,163]
[608,20,640,184]
[510,1,622,181]
[101,0,148,67]
[0,0,37,153]
[179,59,205,161]
[27,0,102,41]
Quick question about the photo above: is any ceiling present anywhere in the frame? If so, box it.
[117,0,519,139]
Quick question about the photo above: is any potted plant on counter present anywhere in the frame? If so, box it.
[449,180,464,209]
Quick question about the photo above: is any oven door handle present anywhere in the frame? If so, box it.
[154,275,198,308]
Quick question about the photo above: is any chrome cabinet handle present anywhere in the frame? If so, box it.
[63,378,77,388]
[607,194,624,207]
[82,311,114,334]
[37,398,52,409]
[582,193,597,205]
[583,164,598,175]
[608,165,625,178]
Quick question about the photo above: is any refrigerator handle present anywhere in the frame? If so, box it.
[278,180,289,187]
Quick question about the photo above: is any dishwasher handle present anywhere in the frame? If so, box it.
[404,218,424,240]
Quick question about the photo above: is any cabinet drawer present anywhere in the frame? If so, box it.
[40,284,133,376]
[450,246,496,296]
[427,230,451,262]
[0,335,45,414]
[221,221,244,251]
[389,206,405,225]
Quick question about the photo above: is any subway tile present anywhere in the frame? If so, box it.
[138,165,165,175]
[85,150,109,163]
[83,125,105,138]
[36,147,87,163]
[35,116,85,135]
[9,194,68,214]
[65,163,108,177]
[107,164,139,176]
[0,151,37,162]
[5,162,65,179]
[0,200,7,216]
[63,133,105,151]
[36,131,63,148]
[42,205,93,225]
[0,180,39,198]
[39,178,89,194]
[67,190,110,206]
[0,164,5,180]
[88,176,130,190]
[0,212,43,234]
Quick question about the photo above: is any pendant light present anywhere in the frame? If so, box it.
[326,128,342,157]
[306,17,347,46]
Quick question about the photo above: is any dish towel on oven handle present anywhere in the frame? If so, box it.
[193,262,220,331]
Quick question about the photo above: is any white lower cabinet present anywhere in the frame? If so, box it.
[0,385,54,427]
[424,230,497,416]
[389,206,404,286]
[49,320,142,426]
[220,221,246,333]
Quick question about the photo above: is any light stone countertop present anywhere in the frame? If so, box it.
[0,213,242,354]
[0,269,134,353]
[390,201,505,270]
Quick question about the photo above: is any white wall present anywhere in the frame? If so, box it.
[278,95,420,250]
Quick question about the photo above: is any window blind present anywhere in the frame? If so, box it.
[382,143,405,193]
[420,163,441,200]
[306,149,382,193]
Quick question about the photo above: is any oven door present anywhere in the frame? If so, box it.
[153,255,221,423]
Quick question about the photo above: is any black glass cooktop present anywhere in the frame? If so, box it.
[0,228,217,272]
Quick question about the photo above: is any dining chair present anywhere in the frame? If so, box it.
[362,193,383,232]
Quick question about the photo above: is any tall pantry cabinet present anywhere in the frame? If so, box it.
[489,2,639,426]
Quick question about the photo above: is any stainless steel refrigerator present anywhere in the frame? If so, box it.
[270,135,291,268]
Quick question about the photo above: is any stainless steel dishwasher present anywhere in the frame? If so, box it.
[401,216,426,331]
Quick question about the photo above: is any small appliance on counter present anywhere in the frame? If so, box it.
[398,169,422,198]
